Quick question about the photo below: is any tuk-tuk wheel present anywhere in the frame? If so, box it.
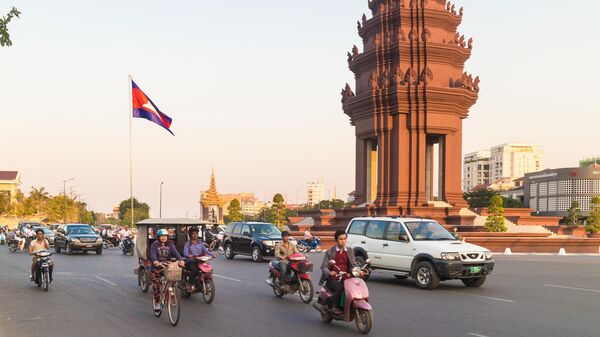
[139,267,150,293]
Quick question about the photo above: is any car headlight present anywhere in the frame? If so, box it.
[485,252,493,260]
[262,240,274,246]
[441,252,461,261]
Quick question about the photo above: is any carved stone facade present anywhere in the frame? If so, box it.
[342,0,479,220]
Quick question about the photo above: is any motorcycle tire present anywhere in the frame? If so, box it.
[202,279,215,304]
[321,310,333,323]
[355,308,372,334]
[66,244,73,255]
[217,246,225,255]
[297,243,307,253]
[299,279,314,304]
[42,271,49,292]
[9,244,17,253]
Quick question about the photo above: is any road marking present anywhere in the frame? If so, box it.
[442,291,514,303]
[467,333,491,337]
[213,274,241,282]
[95,276,117,287]
[544,284,600,294]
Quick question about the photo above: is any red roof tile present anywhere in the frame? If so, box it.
[0,171,18,180]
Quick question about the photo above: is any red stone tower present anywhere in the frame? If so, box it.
[342,0,479,220]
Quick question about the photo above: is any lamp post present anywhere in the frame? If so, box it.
[159,182,164,218]
[63,178,74,197]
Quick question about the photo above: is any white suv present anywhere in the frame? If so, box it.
[346,217,494,290]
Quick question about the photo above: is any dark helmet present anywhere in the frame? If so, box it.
[188,226,200,235]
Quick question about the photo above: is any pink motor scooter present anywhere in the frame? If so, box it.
[313,259,373,334]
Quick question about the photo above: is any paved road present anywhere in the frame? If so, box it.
[0,245,599,337]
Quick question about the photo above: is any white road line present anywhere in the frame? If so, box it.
[442,291,515,303]
[213,274,242,282]
[544,284,600,294]
[467,333,491,337]
[95,276,117,287]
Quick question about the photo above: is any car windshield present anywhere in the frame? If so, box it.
[405,221,455,241]
[249,224,280,236]
[67,226,95,235]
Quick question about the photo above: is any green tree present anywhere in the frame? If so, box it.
[566,200,582,226]
[485,195,507,232]
[118,198,150,220]
[30,186,50,214]
[45,195,75,223]
[464,189,498,208]
[502,198,523,208]
[0,191,11,215]
[331,199,346,210]
[270,193,288,230]
[11,189,35,217]
[1,7,20,47]
[586,196,600,234]
[226,199,243,223]
[122,207,149,227]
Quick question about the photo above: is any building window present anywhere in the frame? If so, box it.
[530,183,537,197]
[539,182,548,196]
[548,181,558,196]
[558,196,572,211]
[548,197,557,212]
[558,180,572,194]
[538,198,547,212]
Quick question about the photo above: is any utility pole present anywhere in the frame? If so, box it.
[159,181,164,218]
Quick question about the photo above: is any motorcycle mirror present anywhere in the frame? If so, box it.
[365,259,372,265]
[328,260,336,267]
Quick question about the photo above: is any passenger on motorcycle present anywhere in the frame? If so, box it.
[183,227,213,282]
[149,229,185,311]
[29,228,50,281]
[274,231,299,285]
[19,226,35,251]
[320,230,364,315]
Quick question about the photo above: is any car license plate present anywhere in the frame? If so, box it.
[86,244,92,248]
[470,266,482,274]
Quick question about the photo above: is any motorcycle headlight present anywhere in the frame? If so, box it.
[351,267,361,278]
[485,251,493,260]
[441,252,461,261]
[262,240,274,246]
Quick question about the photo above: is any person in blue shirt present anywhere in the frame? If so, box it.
[183,227,214,283]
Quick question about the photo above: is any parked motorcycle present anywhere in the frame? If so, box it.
[297,237,323,253]
[312,259,373,334]
[121,236,135,256]
[180,255,216,303]
[33,250,54,292]
[267,253,314,303]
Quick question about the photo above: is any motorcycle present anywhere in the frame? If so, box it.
[103,235,121,249]
[312,259,373,334]
[0,232,6,245]
[297,237,323,253]
[8,233,30,253]
[267,253,314,303]
[180,255,216,303]
[33,250,54,292]
[121,236,135,256]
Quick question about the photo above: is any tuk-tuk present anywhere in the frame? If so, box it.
[134,218,214,292]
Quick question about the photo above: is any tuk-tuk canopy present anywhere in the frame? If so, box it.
[135,218,213,259]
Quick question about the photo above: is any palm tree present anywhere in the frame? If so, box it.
[30,186,50,214]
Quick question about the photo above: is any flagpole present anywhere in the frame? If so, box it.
[129,74,134,229]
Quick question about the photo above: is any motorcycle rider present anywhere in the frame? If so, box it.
[19,225,35,251]
[320,230,363,315]
[149,229,185,311]
[29,228,50,281]
[274,231,299,285]
[303,227,314,247]
[183,227,213,283]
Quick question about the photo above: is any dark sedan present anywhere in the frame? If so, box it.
[32,226,55,246]
[54,224,103,255]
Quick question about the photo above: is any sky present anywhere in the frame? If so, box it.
[2,0,599,217]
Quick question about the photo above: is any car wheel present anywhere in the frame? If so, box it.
[224,244,235,260]
[462,276,486,288]
[355,256,370,281]
[96,247,103,255]
[251,246,263,263]
[413,261,440,290]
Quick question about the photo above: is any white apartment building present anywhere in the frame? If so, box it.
[489,143,543,181]
[463,151,491,192]
[307,180,325,206]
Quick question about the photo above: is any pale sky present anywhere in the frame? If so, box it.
[2,0,599,217]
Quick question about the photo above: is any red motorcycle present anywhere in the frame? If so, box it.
[267,253,314,303]
[312,259,373,334]
[180,255,215,303]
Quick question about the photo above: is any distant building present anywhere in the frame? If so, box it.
[463,150,491,192]
[524,166,600,217]
[221,192,258,216]
[0,171,21,203]
[489,143,543,181]
[199,170,224,223]
[307,180,325,206]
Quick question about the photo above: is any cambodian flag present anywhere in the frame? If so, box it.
[131,80,174,135]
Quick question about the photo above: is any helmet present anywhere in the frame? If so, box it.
[157,229,168,237]
[188,226,199,235]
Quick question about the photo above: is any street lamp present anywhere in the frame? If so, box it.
[159,182,164,218]
[63,178,74,197]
